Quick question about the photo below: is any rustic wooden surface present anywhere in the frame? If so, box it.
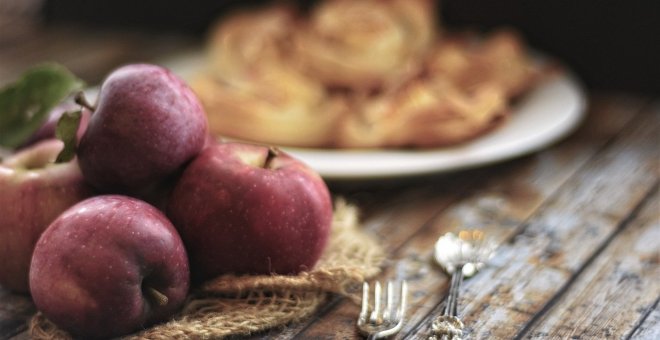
[1,15,658,340]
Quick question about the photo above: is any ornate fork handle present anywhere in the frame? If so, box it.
[431,315,464,340]
[430,264,465,340]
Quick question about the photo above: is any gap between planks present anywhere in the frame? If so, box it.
[627,296,660,340]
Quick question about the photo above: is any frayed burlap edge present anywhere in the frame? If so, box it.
[29,198,385,339]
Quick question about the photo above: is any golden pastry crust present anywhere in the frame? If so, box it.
[193,75,347,148]
[426,31,543,99]
[196,7,344,147]
[336,78,508,148]
[294,0,435,91]
[193,1,549,149]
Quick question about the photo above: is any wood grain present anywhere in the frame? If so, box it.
[0,290,33,339]
[628,300,660,340]
[522,188,659,339]
[0,24,196,87]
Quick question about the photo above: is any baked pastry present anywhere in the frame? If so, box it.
[194,7,344,147]
[426,31,543,99]
[336,76,508,148]
[294,0,435,91]
[193,0,548,149]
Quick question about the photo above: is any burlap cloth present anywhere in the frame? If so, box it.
[29,199,385,339]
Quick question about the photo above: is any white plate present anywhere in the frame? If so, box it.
[163,55,586,181]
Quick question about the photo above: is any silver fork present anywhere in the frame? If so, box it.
[357,280,408,339]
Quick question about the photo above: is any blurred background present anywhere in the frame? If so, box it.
[1,0,659,94]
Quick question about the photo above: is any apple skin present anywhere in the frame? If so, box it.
[19,103,91,149]
[140,134,219,212]
[29,195,190,339]
[167,142,333,282]
[77,63,208,196]
[0,139,93,293]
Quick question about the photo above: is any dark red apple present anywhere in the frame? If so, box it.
[167,142,333,282]
[77,63,208,196]
[29,195,190,338]
[0,139,93,292]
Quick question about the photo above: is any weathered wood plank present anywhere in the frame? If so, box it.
[0,289,33,339]
[8,332,29,340]
[0,15,40,48]
[628,299,660,340]
[406,101,659,339]
[0,27,88,85]
[0,26,196,87]
[290,97,650,339]
[520,188,659,339]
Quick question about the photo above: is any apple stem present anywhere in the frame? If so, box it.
[145,287,169,306]
[264,147,279,169]
[74,91,96,112]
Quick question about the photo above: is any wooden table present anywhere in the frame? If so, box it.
[1,17,658,340]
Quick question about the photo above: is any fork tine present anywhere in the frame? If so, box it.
[372,280,408,339]
[383,281,394,322]
[398,280,408,320]
[370,281,382,324]
[357,280,408,339]
[359,281,369,325]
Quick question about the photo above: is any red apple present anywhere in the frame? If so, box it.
[167,142,333,282]
[29,195,190,338]
[0,139,93,292]
[77,63,208,196]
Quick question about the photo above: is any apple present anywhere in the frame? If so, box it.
[29,195,190,338]
[167,142,333,282]
[19,102,91,149]
[0,139,93,293]
[77,63,208,196]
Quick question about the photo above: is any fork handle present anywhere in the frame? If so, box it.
[444,264,464,317]
[432,266,465,339]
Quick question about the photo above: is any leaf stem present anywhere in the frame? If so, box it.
[74,91,96,112]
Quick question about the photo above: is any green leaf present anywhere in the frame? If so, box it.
[55,110,82,163]
[0,63,85,148]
